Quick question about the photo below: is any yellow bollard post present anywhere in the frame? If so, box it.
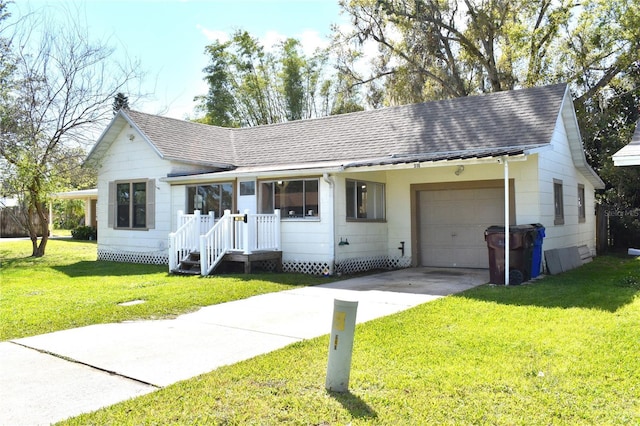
[325,299,358,392]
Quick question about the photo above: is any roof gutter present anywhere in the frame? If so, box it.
[161,165,346,184]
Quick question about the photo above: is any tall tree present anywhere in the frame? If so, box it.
[334,0,637,108]
[113,92,130,114]
[0,4,142,257]
[196,31,335,127]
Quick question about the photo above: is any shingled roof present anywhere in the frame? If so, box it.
[88,83,570,170]
[613,119,640,166]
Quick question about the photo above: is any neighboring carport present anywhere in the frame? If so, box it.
[51,188,98,230]
[612,120,640,255]
[613,119,640,166]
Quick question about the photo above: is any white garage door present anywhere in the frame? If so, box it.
[419,187,505,268]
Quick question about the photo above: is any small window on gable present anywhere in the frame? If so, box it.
[554,179,564,225]
[346,179,385,221]
[578,184,586,223]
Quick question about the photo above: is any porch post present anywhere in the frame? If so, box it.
[504,157,510,286]
[224,209,232,250]
[193,210,201,251]
[84,197,93,228]
[243,209,254,254]
[274,209,281,250]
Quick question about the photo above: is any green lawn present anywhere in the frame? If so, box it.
[2,239,639,424]
[0,239,333,341]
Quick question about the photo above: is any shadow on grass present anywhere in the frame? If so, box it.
[53,261,168,277]
[456,256,640,313]
[327,390,377,420]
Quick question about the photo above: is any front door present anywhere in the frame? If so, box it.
[237,180,257,213]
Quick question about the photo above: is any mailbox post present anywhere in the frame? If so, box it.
[325,299,358,392]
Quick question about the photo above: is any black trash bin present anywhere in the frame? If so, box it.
[530,223,545,278]
[484,225,535,285]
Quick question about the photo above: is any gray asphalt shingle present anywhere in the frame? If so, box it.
[123,83,568,169]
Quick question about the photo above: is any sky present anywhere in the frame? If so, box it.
[9,0,346,119]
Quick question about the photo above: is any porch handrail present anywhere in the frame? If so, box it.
[200,210,233,275]
[168,210,215,272]
[171,209,281,276]
[199,209,281,275]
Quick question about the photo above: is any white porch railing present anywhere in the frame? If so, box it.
[168,210,215,272]
[169,209,281,275]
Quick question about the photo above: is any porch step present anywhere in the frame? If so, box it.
[173,252,201,275]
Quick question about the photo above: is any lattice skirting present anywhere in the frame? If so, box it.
[97,249,411,276]
[282,256,412,276]
[98,248,168,265]
[283,260,333,276]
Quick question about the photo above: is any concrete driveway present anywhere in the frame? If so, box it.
[0,267,488,425]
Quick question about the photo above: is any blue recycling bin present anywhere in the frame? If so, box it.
[530,223,545,278]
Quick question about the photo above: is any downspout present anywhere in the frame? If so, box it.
[323,173,336,274]
[503,157,510,286]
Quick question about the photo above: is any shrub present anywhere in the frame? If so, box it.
[71,226,97,240]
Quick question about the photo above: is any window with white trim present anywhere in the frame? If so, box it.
[187,183,233,217]
[259,179,319,218]
[346,179,385,220]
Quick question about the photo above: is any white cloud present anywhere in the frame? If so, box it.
[262,30,287,51]
[298,30,329,55]
[196,24,229,43]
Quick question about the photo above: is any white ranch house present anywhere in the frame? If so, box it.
[85,83,604,278]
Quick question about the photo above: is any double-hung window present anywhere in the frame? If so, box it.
[187,183,233,217]
[346,179,385,220]
[553,179,564,225]
[578,184,586,223]
[259,178,319,218]
[109,179,155,230]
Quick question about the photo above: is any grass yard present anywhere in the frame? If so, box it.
[0,239,332,341]
[57,255,640,425]
[2,239,639,424]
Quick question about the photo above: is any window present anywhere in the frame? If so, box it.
[346,179,385,220]
[108,180,155,230]
[554,179,564,225]
[259,179,319,218]
[187,183,233,217]
[578,184,586,223]
[239,181,255,196]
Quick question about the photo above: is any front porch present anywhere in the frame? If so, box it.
[169,209,282,276]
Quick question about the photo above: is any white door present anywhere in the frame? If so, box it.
[237,180,256,213]
[419,187,504,268]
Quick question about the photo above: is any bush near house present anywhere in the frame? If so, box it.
[71,226,97,240]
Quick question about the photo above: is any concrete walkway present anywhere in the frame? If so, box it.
[0,267,488,425]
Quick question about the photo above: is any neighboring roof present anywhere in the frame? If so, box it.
[613,120,640,166]
[86,83,603,188]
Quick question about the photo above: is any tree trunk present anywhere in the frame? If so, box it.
[26,203,40,256]
[32,201,49,257]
